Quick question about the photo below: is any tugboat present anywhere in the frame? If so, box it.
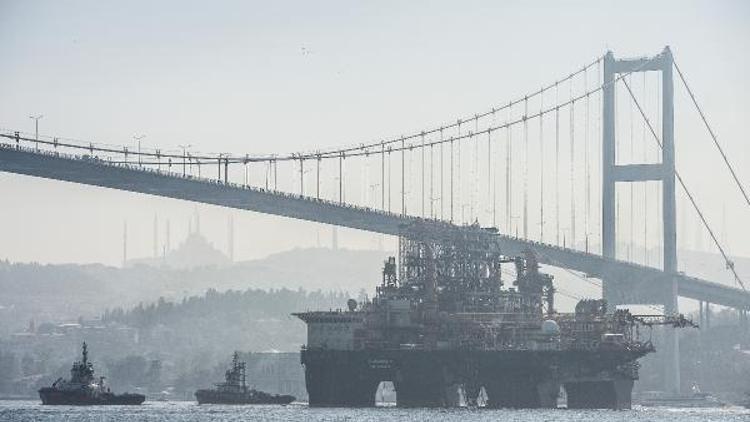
[195,352,295,405]
[38,342,145,405]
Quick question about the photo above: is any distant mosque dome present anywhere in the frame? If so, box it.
[126,232,231,270]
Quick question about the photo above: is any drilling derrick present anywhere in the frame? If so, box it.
[294,222,693,409]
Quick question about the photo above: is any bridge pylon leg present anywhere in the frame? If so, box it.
[663,278,680,394]
[601,46,680,394]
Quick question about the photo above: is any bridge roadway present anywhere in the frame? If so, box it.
[2,142,748,310]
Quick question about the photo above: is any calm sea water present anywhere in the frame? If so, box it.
[1,400,748,422]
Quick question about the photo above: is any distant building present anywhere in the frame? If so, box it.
[9,318,138,357]
[127,232,231,270]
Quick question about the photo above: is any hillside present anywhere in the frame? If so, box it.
[0,247,389,336]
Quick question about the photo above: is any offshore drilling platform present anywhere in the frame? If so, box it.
[295,223,694,409]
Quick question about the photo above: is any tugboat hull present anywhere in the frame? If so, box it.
[39,342,144,406]
[194,351,295,405]
[39,388,145,405]
[195,389,294,405]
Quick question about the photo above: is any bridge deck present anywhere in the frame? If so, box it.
[1,143,748,310]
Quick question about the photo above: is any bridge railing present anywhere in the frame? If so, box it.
[0,139,437,223]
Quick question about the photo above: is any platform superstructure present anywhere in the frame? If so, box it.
[295,223,694,409]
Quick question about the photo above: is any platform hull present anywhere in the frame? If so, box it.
[301,349,640,409]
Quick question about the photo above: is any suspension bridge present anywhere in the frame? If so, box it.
[1,46,748,394]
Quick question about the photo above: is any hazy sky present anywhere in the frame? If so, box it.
[0,0,748,272]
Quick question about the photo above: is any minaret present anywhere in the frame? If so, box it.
[165,219,171,255]
[227,214,234,262]
[122,220,128,267]
[153,214,159,258]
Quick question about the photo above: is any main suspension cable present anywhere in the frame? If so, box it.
[672,58,750,208]
[293,56,603,159]
[1,57,605,165]
[621,78,746,291]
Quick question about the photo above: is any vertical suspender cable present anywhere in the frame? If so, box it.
[555,82,560,245]
[440,129,444,220]
[584,69,591,253]
[570,82,576,249]
[656,74,663,267]
[487,130,495,227]
[540,89,545,242]
[273,159,278,191]
[523,96,529,239]
[466,130,472,222]
[615,73,621,259]
[642,72,649,265]
[506,104,512,234]
[365,158,372,208]
[450,136,454,222]
[339,152,343,204]
[457,120,463,223]
[401,137,406,216]
[381,142,385,211]
[299,154,305,196]
[496,115,502,230]
[421,132,426,217]
[474,116,479,223]
[491,110,497,228]
[264,160,268,190]
[596,60,602,253]
[430,142,434,218]
[629,75,635,261]
[468,129,475,222]
[266,161,270,190]
[388,147,392,213]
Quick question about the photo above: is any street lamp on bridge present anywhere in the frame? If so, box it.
[178,144,192,177]
[28,114,43,150]
[133,134,146,166]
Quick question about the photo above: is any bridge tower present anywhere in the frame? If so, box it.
[602,47,679,393]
